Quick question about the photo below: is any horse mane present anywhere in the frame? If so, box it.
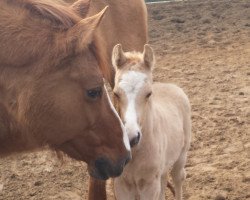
[125,51,144,62]
[1,0,112,83]
[6,0,81,29]
[90,36,111,84]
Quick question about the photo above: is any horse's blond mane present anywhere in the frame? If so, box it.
[125,51,143,62]
[121,51,147,72]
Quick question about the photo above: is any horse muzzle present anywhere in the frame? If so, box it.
[89,153,131,180]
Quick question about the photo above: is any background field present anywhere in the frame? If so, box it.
[0,0,249,199]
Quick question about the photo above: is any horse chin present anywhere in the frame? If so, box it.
[88,163,110,180]
[58,144,113,180]
[88,166,110,180]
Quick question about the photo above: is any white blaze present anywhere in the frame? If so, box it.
[119,71,146,140]
[104,86,130,151]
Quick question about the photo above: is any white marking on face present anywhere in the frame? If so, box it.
[104,86,131,151]
[118,71,146,140]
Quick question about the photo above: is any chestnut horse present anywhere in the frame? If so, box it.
[112,44,191,200]
[0,0,132,181]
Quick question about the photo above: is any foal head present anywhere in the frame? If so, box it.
[112,44,155,147]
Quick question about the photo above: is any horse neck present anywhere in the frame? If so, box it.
[0,72,38,156]
[0,102,33,157]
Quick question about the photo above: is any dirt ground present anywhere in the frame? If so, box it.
[0,0,249,199]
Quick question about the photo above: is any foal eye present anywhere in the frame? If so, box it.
[146,92,152,98]
[86,87,102,99]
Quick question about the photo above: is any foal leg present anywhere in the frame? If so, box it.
[139,178,161,200]
[114,178,136,200]
[88,177,107,200]
[170,153,187,200]
[159,175,167,200]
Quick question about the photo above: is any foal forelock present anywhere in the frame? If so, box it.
[118,71,147,136]
[104,86,130,151]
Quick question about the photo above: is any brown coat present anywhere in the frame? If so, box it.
[0,0,133,180]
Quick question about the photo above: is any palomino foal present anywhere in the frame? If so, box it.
[112,44,191,200]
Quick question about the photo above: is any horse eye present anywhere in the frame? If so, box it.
[86,87,102,99]
[146,92,152,98]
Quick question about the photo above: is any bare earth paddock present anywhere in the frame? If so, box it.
[0,0,249,199]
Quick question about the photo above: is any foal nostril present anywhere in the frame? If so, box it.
[137,132,141,140]
[129,132,141,147]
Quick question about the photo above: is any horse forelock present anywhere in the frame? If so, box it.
[125,52,143,62]
[0,0,104,69]
[121,52,146,72]
[7,0,81,29]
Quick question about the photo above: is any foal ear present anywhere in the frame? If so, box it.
[67,6,108,49]
[70,0,90,18]
[143,44,155,70]
[112,44,127,70]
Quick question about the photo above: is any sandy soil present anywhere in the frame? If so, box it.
[0,0,249,199]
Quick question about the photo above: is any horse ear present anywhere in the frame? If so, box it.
[112,44,127,70]
[70,0,90,18]
[66,6,108,50]
[143,44,155,70]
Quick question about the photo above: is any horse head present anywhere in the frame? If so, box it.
[112,44,155,148]
[0,0,130,180]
